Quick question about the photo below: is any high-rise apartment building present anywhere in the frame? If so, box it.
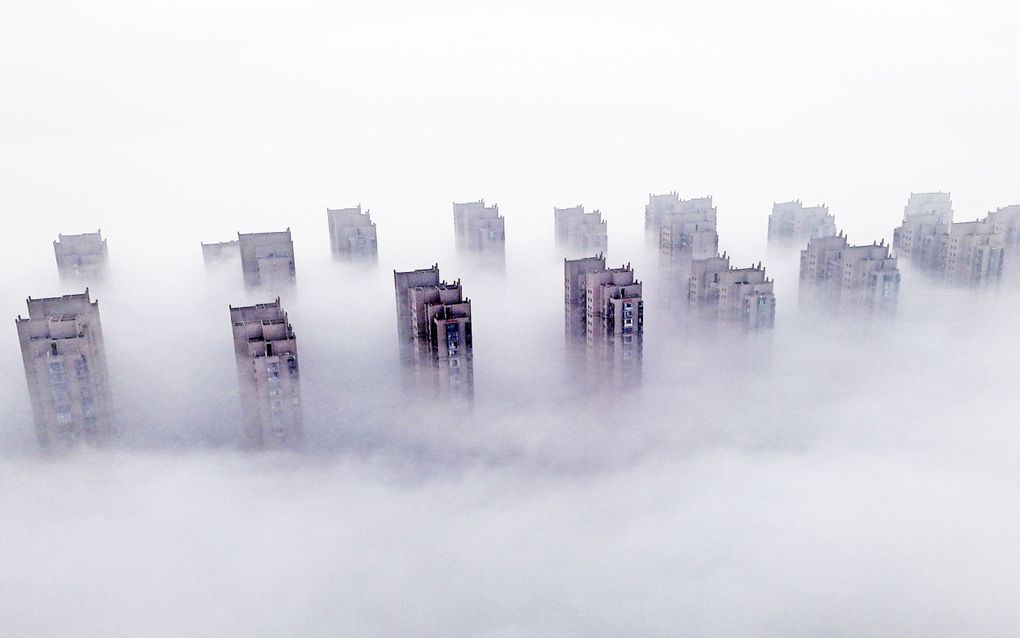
[564,254,607,342]
[688,259,776,329]
[986,204,1020,277]
[800,234,901,312]
[564,256,643,383]
[53,231,108,279]
[644,192,680,245]
[657,197,719,264]
[201,239,240,266]
[554,205,608,254]
[893,192,953,265]
[767,201,837,244]
[238,229,296,287]
[327,205,378,260]
[655,196,719,305]
[393,265,473,398]
[453,200,505,256]
[714,265,776,329]
[688,253,732,306]
[16,290,114,449]
[229,299,301,448]
[936,220,1004,285]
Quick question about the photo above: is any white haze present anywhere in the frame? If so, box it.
[2,1,1020,636]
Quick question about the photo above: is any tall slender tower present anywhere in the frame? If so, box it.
[565,256,643,384]
[564,254,606,341]
[16,290,114,448]
[394,265,473,398]
[229,299,302,448]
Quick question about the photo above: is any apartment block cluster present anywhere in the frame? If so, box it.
[763,200,903,313]
[18,190,1019,451]
[646,192,776,329]
[893,192,1020,285]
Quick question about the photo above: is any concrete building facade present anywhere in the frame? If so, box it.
[453,200,505,255]
[657,197,718,263]
[986,204,1020,278]
[16,290,114,449]
[394,265,473,398]
[689,260,776,329]
[800,234,901,312]
[555,205,608,254]
[229,299,302,448]
[644,192,680,244]
[238,229,296,287]
[893,192,953,264]
[936,220,1005,285]
[564,254,607,342]
[201,239,240,266]
[54,231,108,279]
[327,205,378,260]
[688,253,732,306]
[767,200,837,244]
[564,257,643,383]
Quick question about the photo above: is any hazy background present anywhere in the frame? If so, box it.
[2,1,1019,636]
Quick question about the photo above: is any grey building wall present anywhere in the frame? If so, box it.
[394,265,473,398]
[710,264,776,329]
[453,200,505,255]
[16,290,114,449]
[229,299,302,448]
[238,229,296,287]
[201,239,240,266]
[327,205,378,260]
[767,200,837,244]
[893,192,953,263]
[53,231,108,279]
[555,205,608,254]
[571,260,644,384]
[801,234,900,312]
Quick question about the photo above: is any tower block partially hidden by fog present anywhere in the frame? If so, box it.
[987,205,1020,278]
[453,200,505,267]
[565,255,643,384]
[650,194,719,305]
[238,229,296,287]
[767,201,837,245]
[688,258,776,329]
[800,233,901,312]
[891,192,1020,285]
[229,299,302,448]
[554,205,608,255]
[394,265,474,399]
[327,205,378,260]
[201,239,240,267]
[644,192,680,246]
[892,192,953,267]
[53,231,108,280]
[16,290,114,449]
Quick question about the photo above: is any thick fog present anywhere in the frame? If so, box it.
[3,1,1020,636]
